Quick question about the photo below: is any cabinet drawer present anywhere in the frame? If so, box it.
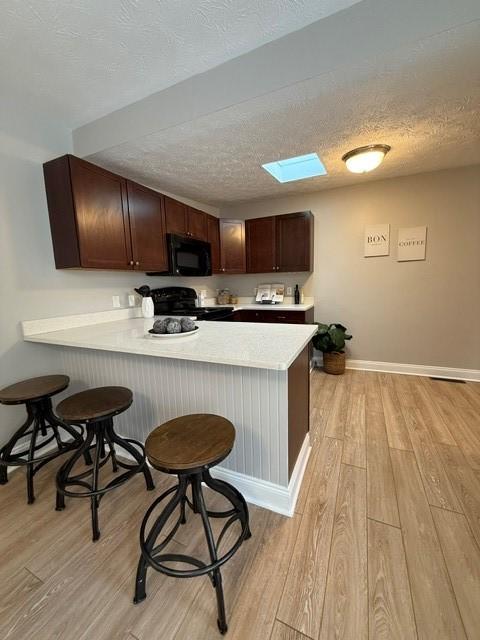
[238,310,265,322]
[238,309,310,324]
[262,310,306,323]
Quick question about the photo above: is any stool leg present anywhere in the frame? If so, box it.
[56,426,95,511]
[26,407,44,504]
[134,478,187,604]
[203,471,252,539]
[83,448,93,466]
[192,475,228,634]
[107,421,154,491]
[0,409,35,485]
[104,430,118,472]
[180,493,187,524]
[44,400,89,465]
[90,423,106,542]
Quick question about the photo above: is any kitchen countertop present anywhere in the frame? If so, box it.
[23,315,317,371]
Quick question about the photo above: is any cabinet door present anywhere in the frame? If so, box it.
[69,157,132,269]
[164,196,187,236]
[187,206,208,241]
[276,211,313,272]
[127,181,168,272]
[207,214,222,273]
[219,219,246,274]
[246,216,276,273]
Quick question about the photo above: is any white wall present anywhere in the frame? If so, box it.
[0,102,219,443]
[222,166,480,371]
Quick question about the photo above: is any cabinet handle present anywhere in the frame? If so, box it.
[277,316,286,319]
[129,260,134,266]
[135,261,140,266]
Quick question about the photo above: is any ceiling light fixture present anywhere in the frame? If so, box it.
[342,144,391,174]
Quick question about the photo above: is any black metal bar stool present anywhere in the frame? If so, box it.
[134,413,251,635]
[0,375,84,504]
[55,386,154,541]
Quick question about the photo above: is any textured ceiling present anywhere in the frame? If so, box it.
[89,20,480,205]
[0,0,360,127]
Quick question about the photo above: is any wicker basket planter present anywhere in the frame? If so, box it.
[323,352,346,375]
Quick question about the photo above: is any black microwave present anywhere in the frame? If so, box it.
[163,233,212,277]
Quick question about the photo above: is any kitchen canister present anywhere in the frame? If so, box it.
[141,296,154,319]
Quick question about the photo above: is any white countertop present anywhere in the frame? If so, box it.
[23,316,317,371]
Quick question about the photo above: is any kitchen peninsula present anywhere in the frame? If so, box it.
[22,310,316,515]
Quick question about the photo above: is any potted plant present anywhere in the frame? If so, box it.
[312,323,352,375]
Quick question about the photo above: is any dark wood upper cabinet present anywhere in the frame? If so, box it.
[187,206,208,241]
[126,181,167,272]
[164,196,187,236]
[44,155,133,269]
[246,216,277,273]
[165,198,208,241]
[244,211,313,273]
[219,219,246,274]
[207,214,222,273]
[43,155,313,275]
[276,211,313,272]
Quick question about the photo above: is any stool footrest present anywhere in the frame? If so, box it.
[134,468,251,634]
[0,396,84,504]
[56,416,154,540]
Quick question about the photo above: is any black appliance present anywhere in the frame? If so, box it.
[150,287,234,321]
[147,234,211,277]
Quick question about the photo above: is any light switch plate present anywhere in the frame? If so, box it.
[112,295,121,308]
[286,287,292,296]
[128,294,136,307]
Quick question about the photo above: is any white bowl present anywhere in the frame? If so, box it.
[147,327,199,339]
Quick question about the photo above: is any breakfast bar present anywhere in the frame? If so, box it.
[22,310,316,515]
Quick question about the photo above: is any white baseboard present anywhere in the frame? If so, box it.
[117,433,312,518]
[212,434,311,518]
[6,431,312,518]
[312,357,480,382]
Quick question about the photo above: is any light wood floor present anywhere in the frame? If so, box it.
[1,370,480,639]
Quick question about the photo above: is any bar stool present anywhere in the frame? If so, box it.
[55,386,154,541]
[0,375,84,504]
[134,414,251,635]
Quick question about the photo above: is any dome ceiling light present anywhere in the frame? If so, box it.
[342,144,391,174]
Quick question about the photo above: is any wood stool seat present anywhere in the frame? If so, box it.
[0,375,69,405]
[146,414,235,473]
[135,413,249,635]
[57,386,133,423]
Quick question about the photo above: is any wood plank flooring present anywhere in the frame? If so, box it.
[0,370,479,639]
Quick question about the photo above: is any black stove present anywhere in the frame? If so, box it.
[149,287,234,321]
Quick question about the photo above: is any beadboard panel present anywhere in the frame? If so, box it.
[59,346,289,486]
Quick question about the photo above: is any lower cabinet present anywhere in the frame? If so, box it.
[233,308,314,324]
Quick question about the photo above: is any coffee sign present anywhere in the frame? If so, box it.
[364,224,390,257]
[397,226,427,261]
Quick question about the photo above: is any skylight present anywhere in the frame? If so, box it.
[261,153,327,183]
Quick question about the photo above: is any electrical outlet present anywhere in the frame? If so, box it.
[286,287,292,296]
[112,295,121,308]
[128,294,136,307]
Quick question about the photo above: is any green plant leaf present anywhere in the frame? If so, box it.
[313,322,352,352]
